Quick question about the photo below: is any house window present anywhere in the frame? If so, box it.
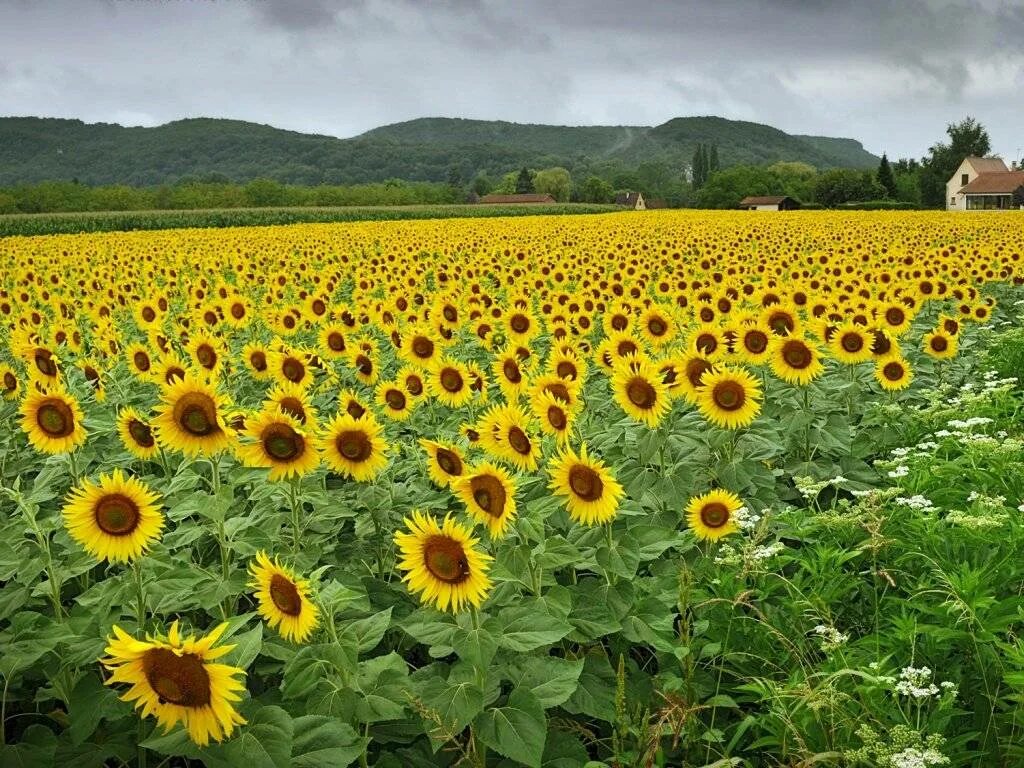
[951,197,956,205]
[961,173,969,186]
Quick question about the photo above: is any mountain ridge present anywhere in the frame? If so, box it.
[0,114,880,187]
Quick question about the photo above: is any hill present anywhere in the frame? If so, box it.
[0,115,879,187]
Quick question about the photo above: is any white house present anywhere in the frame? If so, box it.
[947,157,1024,211]
[738,195,800,211]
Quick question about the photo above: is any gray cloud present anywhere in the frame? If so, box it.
[0,0,1022,161]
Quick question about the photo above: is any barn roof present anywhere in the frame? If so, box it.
[960,171,1024,195]
[615,192,643,206]
[739,196,790,206]
[478,193,555,204]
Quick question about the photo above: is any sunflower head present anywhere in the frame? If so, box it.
[611,356,670,428]
[548,443,624,526]
[686,489,742,541]
[419,438,466,489]
[102,621,247,746]
[249,552,320,643]
[63,469,163,563]
[454,462,518,539]
[318,411,388,482]
[238,408,320,481]
[20,386,87,454]
[153,375,233,457]
[394,511,492,613]
[117,407,159,460]
[770,336,824,386]
[875,355,913,391]
[697,365,763,430]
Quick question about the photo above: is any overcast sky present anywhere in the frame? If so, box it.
[2,0,1022,161]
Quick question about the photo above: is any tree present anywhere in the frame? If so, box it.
[919,116,991,208]
[768,161,817,202]
[709,145,720,174]
[515,167,535,194]
[244,178,288,207]
[471,173,494,197]
[695,165,779,209]
[580,175,614,203]
[692,144,708,190]
[533,167,572,202]
[814,169,885,207]
[876,153,897,199]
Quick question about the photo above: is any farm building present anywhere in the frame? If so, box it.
[478,193,555,204]
[946,157,1024,211]
[615,192,646,210]
[739,195,800,211]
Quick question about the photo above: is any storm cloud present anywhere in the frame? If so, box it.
[1,0,1022,160]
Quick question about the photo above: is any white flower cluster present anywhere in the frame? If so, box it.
[734,505,761,531]
[713,540,786,567]
[794,476,829,500]
[947,416,993,430]
[894,667,956,700]
[813,624,849,652]
[888,465,910,479]
[889,747,950,768]
[751,542,785,560]
[894,495,939,513]
[944,509,1008,530]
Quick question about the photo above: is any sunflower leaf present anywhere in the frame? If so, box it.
[473,688,546,768]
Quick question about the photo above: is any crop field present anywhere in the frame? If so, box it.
[2,210,1024,768]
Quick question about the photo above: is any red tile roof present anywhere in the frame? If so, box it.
[965,156,1009,174]
[960,171,1024,195]
[739,196,789,206]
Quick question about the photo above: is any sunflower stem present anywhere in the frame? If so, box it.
[132,558,147,634]
[67,449,80,484]
[289,476,302,559]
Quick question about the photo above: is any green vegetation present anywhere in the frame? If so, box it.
[0,203,618,238]
[0,115,878,191]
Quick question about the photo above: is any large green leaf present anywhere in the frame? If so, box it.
[498,606,572,651]
[473,688,546,768]
[290,716,368,768]
[505,655,584,708]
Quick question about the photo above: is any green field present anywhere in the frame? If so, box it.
[0,202,619,238]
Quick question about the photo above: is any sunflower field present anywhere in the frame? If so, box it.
[1,211,1024,768]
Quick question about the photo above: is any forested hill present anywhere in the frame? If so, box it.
[0,115,879,187]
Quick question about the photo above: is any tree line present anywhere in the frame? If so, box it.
[0,117,1001,215]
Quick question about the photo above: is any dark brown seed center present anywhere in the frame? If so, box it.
[269,573,303,616]
[336,430,371,462]
[712,380,745,411]
[700,502,729,529]
[173,393,219,437]
[95,493,141,535]
[263,423,302,461]
[423,536,470,584]
[128,418,155,448]
[568,465,603,502]
[782,341,812,369]
[142,648,211,707]
[471,474,507,517]
[436,448,462,476]
[37,400,74,437]
[626,378,657,408]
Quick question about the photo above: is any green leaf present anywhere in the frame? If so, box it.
[534,535,581,569]
[498,607,572,651]
[400,608,457,647]
[0,724,57,768]
[505,655,584,708]
[67,672,125,745]
[216,705,293,768]
[563,652,616,723]
[473,688,546,768]
[290,716,368,768]
[451,611,499,668]
[418,673,483,736]
[226,623,263,669]
[342,607,392,654]
[282,642,357,700]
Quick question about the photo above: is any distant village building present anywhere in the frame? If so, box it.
[739,195,800,211]
[478,193,555,204]
[946,157,1024,211]
[615,192,646,210]
[646,198,668,209]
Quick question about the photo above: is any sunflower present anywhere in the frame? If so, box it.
[20,387,87,454]
[638,305,676,348]
[19,343,62,385]
[242,342,273,380]
[117,407,159,460]
[154,351,189,387]
[454,462,518,539]
[101,621,247,746]
[318,323,348,359]
[484,403,541,472]
[874,355,913,391]
[0,363,20,400]
[125,342,156,381]
[394,511,492,613]
[430,359,473,408]
[237,408,319,480]
[248,551,319,643]
[770,336,825,386]
[493,349,528,400]
[505,307,539,344]
[736,325,773,365]
[63,469,164,563]
[697,365,763,429]
[153,375,233,457]
[400,324,441,369]
[419,438,466,489]
[923,329,958,360]
[273,348,313,389]
[338,388,369,420]
[531,388,574,443]
[266,380,318,427]
[375,380,414,421]
[829,323,873,365]
[397,366,427,401]
[186,332,226,377]
[547,443,624,525]
[548,349,586,384]
[318,411,388,482]
[686,489,742,542]
[611,356,670,428]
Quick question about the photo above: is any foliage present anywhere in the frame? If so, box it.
[877,153,898,199]
[531,168,571,202]
[514,168,535,195]
[0,203,618,238]
[1,211,1023,767]
[918,117,992,208]
[814,168,887,207]
[0,115,879,191]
